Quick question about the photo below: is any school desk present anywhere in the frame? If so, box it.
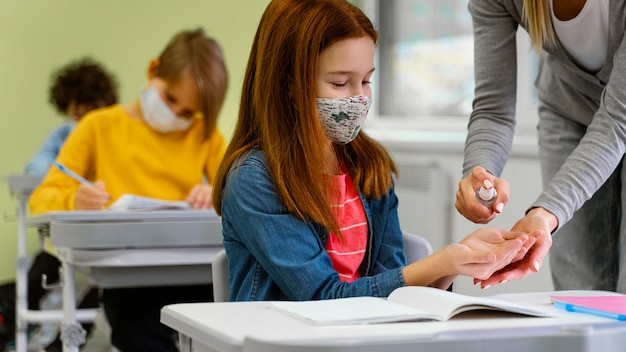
[161,290,626,352]
[26,209,222,352]
[6,173,77,352]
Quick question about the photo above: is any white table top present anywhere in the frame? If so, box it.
[161,290,626,352]
[27,209,220,225]
[6,173,43,199]
[27,210,222,249]
[28,209,224,287]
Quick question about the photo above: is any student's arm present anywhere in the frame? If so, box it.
[24,124,72,175]
[475,208,554,288]
[402,227,535,289]
[29,120,96,214]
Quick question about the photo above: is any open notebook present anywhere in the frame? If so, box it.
[107,194,191,212]
[271,286,555,325]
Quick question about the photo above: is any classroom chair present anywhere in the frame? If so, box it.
[211,232,434,302]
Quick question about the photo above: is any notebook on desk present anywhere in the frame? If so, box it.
[271,286,556,326]
[107,194,191,212]
[551,295,626,321]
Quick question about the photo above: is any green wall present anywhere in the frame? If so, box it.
[0,0,271,281]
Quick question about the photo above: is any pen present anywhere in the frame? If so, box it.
[53,161,94,187]
[553,301,626,321]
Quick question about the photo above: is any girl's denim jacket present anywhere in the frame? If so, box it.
[221,149,407,301]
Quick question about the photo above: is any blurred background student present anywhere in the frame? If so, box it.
[29,28,228,351]
[24,57,118,175]
[0,57,118,352]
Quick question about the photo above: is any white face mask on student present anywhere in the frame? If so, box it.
[140,86,193,133]
[316,95,371,145]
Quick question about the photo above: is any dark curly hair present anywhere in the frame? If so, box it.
[49,57,118,114]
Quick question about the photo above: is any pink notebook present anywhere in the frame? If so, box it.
[551,295,626,321]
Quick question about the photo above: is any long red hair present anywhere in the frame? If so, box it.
[212,0,396,234]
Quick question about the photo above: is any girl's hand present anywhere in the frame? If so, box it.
[455,166,509,224]
[475,208,556,288]
[186,183,214,209]
[451,228,533,280]
[75,181,110,210]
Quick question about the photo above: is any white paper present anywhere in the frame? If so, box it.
[270,286,555,326]
[107,194,191,212]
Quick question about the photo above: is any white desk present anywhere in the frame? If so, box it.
[27,210,222,352]
[7,174,48,352]
[161,290,626,352]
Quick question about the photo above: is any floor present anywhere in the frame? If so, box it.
[80,312,113,352]
[12,286,114,352]
[20,309,112,352]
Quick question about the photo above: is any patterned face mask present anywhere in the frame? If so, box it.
[316,95,371,145]
[140,86,193,133]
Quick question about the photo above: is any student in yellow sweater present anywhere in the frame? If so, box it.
[29,28,228,352]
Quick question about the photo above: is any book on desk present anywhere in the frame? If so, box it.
[270,286,556,326]
[106,194,192,212]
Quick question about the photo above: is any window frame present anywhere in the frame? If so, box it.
[355,0,539,140]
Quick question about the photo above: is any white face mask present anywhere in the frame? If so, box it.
[316,95,371,145]
[140,86,193,133]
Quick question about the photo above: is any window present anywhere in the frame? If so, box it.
[355,0,538,136]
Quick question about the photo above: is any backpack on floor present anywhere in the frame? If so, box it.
[0,281,16,351]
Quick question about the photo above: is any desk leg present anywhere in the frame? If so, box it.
[60,261,86,352]
[178,333,192,352]
[14,196,30,352]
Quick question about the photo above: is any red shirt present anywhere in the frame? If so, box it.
[325,171,368,282]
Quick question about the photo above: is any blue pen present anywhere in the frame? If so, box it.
[553,301,626,321]
[53,161,95,187]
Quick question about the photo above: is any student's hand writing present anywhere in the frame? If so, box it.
[186,183,214,209]
[455,166,509,224]
[452,228,531,280]
[474,207,555,288]
[75,181,110,210]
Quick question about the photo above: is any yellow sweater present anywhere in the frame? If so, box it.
[29,104,226,215]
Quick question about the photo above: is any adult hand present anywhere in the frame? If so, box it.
[475,207,557,288]
[75,181,110,210]
[455,166,509,224]
[450,228,532,280]
[186,183,214,209]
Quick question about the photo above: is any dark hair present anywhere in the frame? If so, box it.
[155,28,228,138]
[49,57,118,114]
[213,0,396,234]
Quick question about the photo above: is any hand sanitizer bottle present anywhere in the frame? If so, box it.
[476,186,497,207]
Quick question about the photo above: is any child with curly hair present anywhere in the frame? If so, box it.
[24,57,118,175]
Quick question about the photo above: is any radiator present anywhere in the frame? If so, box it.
[393,160,452,251]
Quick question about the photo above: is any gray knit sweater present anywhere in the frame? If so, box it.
[464,0,626,230]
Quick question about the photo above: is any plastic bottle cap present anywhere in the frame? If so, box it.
[478,187,496,200]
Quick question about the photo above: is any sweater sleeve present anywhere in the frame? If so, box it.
[463,0,520,178]
[533,33,626,230]
[29,119,96,214]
